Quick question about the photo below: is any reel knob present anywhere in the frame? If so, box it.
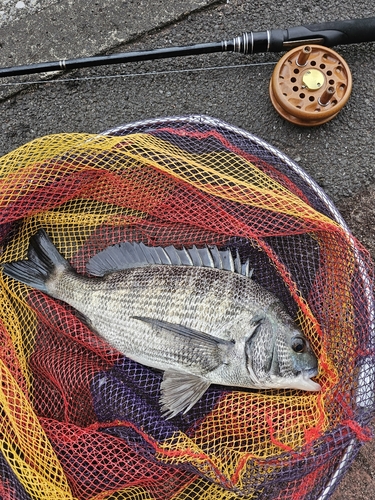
[269,45,352,126]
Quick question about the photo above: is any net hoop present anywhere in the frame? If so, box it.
[1,114,374,499]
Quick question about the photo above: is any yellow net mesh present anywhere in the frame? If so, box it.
[0,116,373,499]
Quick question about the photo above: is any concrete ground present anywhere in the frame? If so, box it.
[0,0,374,498]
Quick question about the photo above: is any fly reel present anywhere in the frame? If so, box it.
[269,45,352,126]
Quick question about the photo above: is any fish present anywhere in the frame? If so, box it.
[2,229,320,418]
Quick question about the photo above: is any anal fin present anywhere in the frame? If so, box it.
[160,369,211,419]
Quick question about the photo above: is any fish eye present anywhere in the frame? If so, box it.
[292,337,306,353]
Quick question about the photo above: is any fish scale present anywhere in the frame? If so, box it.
[53,266,229,371]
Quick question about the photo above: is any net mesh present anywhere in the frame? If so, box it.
[0,115,374,499]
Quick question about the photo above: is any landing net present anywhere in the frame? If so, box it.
[0,115,374,499]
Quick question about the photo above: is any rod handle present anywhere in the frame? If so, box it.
[233,16,375,54]
[286,16,375,47]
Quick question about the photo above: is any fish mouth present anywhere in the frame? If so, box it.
[298,367,319,379]
[293,368,321,391]
[268,367,321,391]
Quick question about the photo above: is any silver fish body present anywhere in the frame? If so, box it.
[2,230,320,418]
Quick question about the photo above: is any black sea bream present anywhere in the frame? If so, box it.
[3,229,320,418]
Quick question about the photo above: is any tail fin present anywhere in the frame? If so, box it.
[2,229,71,293]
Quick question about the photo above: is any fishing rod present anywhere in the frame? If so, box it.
[0,16,374,78]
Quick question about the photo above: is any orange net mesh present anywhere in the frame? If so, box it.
[0,116,374,499]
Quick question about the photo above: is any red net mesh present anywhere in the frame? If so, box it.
[0,115,373,499]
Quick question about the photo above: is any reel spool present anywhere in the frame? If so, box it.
[269,45,352,126]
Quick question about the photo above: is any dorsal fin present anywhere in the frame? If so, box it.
[86,241,252,278]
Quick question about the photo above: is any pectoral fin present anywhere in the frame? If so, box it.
[160,369,211,419]
[132,316,234,372]
[132,316,234,347]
